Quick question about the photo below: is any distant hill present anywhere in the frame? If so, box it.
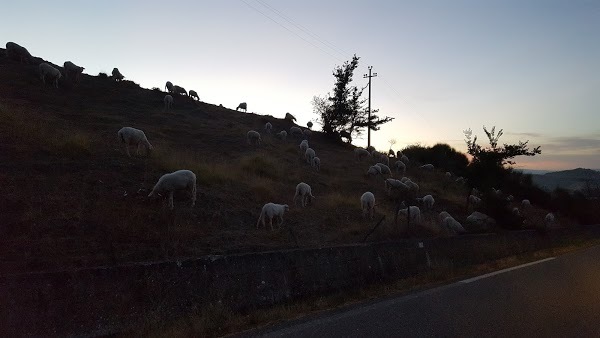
[530,168,600,192]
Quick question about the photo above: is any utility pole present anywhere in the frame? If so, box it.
[363,66,377,149]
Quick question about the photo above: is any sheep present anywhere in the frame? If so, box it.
[164,94,173,110]
[442,216,466,234]
[445,172,452,178]
[6,42,32,63]
[189,90,200,101]
[303,129,312,138]
[293,182,315,207]
[312,156,321,172]
[521,199,531,208]
[247,130,262,146]
[360,192,376,219]
[394,160,406,174]
[439,211,452,223]
[256,203,289,230]
[455,177,466,184]
[420,164,434,171]
[371,150,382,159]
[299,140,309,154]
[471,188,481,197]
[263,122,273,134]
[417,194,435,210]
[276,130,287,141]
[148,170,196,210]
[544,212,556,228]
[398,206,421,224]
[63,61,84,83]
[512,207,521,216]
[307,121,313,129]
[112,68,124,81]
[400,155,409,165]
[173,85,187,96]
[236,102,247,112]
[39,63,62,88]
[404,179,420,196]
[285,112,297,122]
[468,194,482,208]
[117,127,153,157]
[375,163,392,176]
[366,165,382,177]
[354,148,372,161]
[290,126,304,139]
[384,178,409,195]
[506,194,514,202]
[165,81,174,93]
[305,148,316,164]
[396,150,403,158]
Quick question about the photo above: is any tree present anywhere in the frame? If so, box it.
[312,55,394,141]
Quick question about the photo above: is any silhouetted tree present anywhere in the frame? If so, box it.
[312,55,393,140]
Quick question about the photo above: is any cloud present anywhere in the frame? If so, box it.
[505,131,543,138]
[538,136,600,154]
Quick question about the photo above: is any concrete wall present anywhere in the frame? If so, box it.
[2,227,599,336]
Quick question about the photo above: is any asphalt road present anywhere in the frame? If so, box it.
[251,245,600,337]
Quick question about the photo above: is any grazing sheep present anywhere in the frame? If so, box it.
[360,192,376,219]
[39,63,62,88]
[394,160,406,174]
[384,178,409,195]
[112,68,124,81]
[371,150,382,159]
[305,148,316,164]
[544,212,556,228]
[6,42,33,63]
[366,165,382,177]
[439,211,452,223]
[521,199,531,208]
[303,129,312,138]
[236,102,247,112]
[468,195,482,208]
[455,177,466,184]
[164,94,173,110]
[189,90,200,101]
[512,207,521,216]
[290,126,303,138]
[400,155,409,165]
[445,172,452,178]
[285,112,297,122]
[355,148,372,161]
[375,163,392,176]
[276,130,287,141]
[466,211,496,231]
[307,121,313,129]
[293,182,315,207]
[118,127,153,157]
[256,203,289,230]
[442,216,466,234]
[398,206,421,224]
[420,164,434,171]
[417,194,435,210]
[264,122,273,134]
[165,81,174,93]
[173,85,187,96]
[312,156,321,172]
[247,130,262,146]
[299,139,309,154]
[148,170,196,210]
[404,179,420,196]
[63,61,84,82]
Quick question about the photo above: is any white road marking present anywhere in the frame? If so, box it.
[459,257,556,284]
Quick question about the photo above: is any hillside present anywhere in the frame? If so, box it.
[0,48,565,274]
[531,168,600,192]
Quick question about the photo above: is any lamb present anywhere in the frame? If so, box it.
[290,126,303,138]
[521,199,531,208]
[247,130,262,146]
[148,170,197,210]
[400,154,409,165]
[394,160,406,174]
[420,164,434,171]
[375,163,392,176]
[6,42,32,63]
[165,81,174,93]
[307,121,313,129]
[63,61,84,83]
[285,112,297,122]
[299,140,309,154]
[256,203,289,230]
[305,148,316,164]
[417,194,435,210]
[293,182,315,207]
[164,94,173,110]
[236,102,247,112]
[117,127,153,157]
[312,156,321,172]
[398,206,421,224]
[544,212,556,228]
[173,85,187,96]
[354,148,372,161]
[111,68,124,81]
[189,90,200,101]
[39,63,62,88]
[360,192,376,219]
[276,130,287,141]
[264,122,273,134]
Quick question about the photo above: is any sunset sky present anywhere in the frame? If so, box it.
[3,0,599,170]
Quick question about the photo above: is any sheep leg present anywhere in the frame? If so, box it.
[269,217,274,231]
[136,143,142,155]
[168,191,174,210]
[191,184,197,207]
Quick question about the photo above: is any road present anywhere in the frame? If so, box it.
[250,245,600,337]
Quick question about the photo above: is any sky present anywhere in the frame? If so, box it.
[2,0,599,170]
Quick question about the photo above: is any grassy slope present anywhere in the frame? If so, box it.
[0,50,569,274]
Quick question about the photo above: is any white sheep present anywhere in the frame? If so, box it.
[247,130,262,146]
[307,121,313,129]
[305,148,316,164]
[366,165,382,177]
[285,112,297,122]
[264,122,273,134]
[256,203,289,230]
[400,154,409,164]
[276,130,287,141]
[165,81,174,93]
[438,211,452,223]
[512,207,521,216]
[398,206,421,224]
[290,126,303,138]
[112,68,124,81]
[189,90,200,101]
[354,148,372,161]
[293,182,315,207]
[6,42,32,63]
[442,216,466,234]
[236,102,247,112]
[164,94,173,110]
[445,171,452,178]
[394,160,406,174]
[404,179,420,196]
[468,194,482,208]
[375,163,392,176]
[173,85,187,96]
[384,178,409,195]
[39,63,62,88]
[360,192,376,219]
[455,177,466,184]
[63,61,84,83]
[118,127,153,157]
[312,156,321,172]
[417,194,435,210]
[299,139,309,154]
[420,164,434,171]
[521,199,531,208]
[148,170,197,210]
[544,212,556,228]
